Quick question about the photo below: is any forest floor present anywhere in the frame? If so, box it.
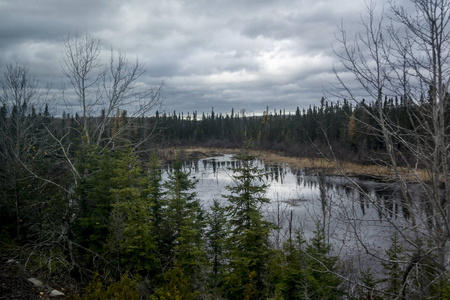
[0,262,40,299]
[0,252,72,299]
[160,146,428,182]
[0,258,68,299]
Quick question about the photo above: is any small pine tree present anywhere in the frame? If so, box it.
[73,145,115,257]
[357,268,382,300]
[381,232,404,298]
[160,160,207,290]
[106,145,157,276]
[303,226,343,299]
[223,141,274,299]
[153,263,200,300]
[206,199,229,292]
[275,236,307,300]
[146,153,164,235]
[82,272,140,300]
[275,227,342,300]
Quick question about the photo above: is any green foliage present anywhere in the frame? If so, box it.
[357,268,382,300]
[153,263,200,300]
[162,161,199,249]
[303,227,343,299]
[407,241,442,298]
[159,160,207,287]
[275,238,306,300]
[206,199,229,288]
[381,232,404,298]
[80,272,139,300]
[106,145,157,276]
[441,278,450,300]
[74,145,115,254]
[275,228,343,300]
[145,153,164,233]
[224,142,274,299]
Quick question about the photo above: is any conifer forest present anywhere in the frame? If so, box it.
[2,0,450,299]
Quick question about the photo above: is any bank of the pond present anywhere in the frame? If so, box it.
[158,147,428,182]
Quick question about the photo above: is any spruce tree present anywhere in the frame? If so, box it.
[106,145,156,276]
[275,235,308,300]
[303,226,343,299]
[160,160,207,291]
[381,232,404,298]
[145,154,165,254]
[74,144,114,256]
[206,199,229,293]
[224,142,274,299]
[275,225,343,299]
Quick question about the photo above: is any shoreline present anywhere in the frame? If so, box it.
[158,146,428,182]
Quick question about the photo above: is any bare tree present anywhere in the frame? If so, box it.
[333,0,450,297]
[0,62,52,240]
[61,33,164,150]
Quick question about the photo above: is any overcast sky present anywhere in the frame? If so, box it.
[0,0,393,116]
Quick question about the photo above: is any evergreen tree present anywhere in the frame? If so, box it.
[106,145,156,276]
[381,232,404,298]
[153,263,200,300]
[303,226,343,299]
[74,145,115,256]
[146,154,165,253]
[160,160,207,292]
[206,199,229,293]
[224,142,274,299]
[275,227,343,300]
[275,236,308,300]
[357,268,382,300]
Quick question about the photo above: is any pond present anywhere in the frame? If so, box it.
[162,153,414,272]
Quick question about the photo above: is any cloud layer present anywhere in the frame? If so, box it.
[0,0,368,115]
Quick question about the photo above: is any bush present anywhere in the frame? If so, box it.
[79,272,139,300]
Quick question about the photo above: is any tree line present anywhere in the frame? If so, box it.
[39,92,430,165]
[151,95,423,162]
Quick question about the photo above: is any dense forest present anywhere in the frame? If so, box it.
[150,96,416,161]
[2,0,450,299]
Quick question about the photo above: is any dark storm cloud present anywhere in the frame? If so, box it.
[0,0,370,115]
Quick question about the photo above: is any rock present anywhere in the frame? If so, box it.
[5,258,23,275]
[27,277,45,288]
[49,289,65,297]
[0,265,41,300]
[6,259,19,265]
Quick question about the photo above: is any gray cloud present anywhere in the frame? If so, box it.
[0,0,370,116]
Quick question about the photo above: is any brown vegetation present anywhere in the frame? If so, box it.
[159,146,429,182]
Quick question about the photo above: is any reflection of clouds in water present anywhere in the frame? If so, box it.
[162,154,408,220]
[162,154,415,274]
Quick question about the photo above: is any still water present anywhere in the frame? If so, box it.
[162,154,412,269]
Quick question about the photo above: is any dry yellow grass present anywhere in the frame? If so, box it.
[160,147,429,182]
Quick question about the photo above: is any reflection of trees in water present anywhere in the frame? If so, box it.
[264,164,287,185]
[168,157,421,225]
[295,170,411,223]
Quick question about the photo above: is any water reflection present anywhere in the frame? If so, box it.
[163,154,409,223]
[161,154,426,264]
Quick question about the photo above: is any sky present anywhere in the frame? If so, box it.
[0,0,389,116]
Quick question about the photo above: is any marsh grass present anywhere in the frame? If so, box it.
[160,147,429,182]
